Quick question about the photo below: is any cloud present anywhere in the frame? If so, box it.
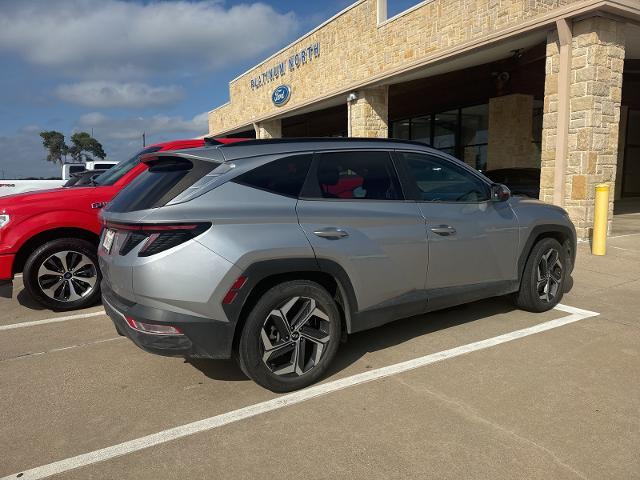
[0,109,211,178]
[56,81,185,108]
[0,131,62,179]
[0,0,298,79]
[78,111,208,141]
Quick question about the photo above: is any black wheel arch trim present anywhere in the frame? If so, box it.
[518,224,576,284]
[223,257,359,337]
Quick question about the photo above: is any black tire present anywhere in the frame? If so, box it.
[237,280,342,392]
[23,238,102,311]
[515,237,567,312]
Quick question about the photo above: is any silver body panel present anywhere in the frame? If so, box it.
[99,139,576,338]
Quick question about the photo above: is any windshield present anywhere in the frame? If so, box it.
[93,146,162,186]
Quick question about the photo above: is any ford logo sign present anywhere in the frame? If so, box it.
[272,85,291,107]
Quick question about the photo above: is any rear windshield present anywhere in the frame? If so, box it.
[94,146,161,186]
[106,156,218,212]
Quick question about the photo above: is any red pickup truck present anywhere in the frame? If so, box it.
[0,138,241,311]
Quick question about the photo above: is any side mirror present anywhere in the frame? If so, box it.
[491,183,511,202]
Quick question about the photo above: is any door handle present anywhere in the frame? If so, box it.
[430,225,456,236]
[313,228,349,240]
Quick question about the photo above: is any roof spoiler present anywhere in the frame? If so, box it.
[203,137,223,146]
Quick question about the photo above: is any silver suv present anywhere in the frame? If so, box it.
[99,139,575,392]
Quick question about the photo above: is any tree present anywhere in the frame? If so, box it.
[68,132,106,163]
[39,131,69,164]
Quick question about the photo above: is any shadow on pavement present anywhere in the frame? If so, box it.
[327,296,517,377]
[189,358,248,382]
[190,296,517,383]
[16,288,47,311]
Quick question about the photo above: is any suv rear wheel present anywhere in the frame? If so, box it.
[515,237,567,312]
[23,238,101,311]
[237,280,342,392]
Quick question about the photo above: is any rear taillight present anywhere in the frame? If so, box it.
[125,316,184,335]
[105,222,210,257]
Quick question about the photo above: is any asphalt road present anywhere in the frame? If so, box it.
[1,234,639,480]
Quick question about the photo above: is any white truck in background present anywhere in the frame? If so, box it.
[0,160,118,198]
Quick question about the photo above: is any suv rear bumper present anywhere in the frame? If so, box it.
[101,282,236,360]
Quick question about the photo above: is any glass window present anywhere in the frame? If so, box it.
[461,104,489,146]
[411,116,431,145]
[392,120,411,140]
[107,157,217,213]
[432,110,458,151]
[310,151,402,200]
[387,0,422,19]
[399,152,490,202]
[94,146,162,186]
[235,155,312,198]
[628,110,640,146]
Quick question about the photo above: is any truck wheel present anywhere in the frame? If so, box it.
[237,280,342,392]
[515,238,567,312]
[23,238,101,311]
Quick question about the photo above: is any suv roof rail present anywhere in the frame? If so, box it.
[216,137,431,148]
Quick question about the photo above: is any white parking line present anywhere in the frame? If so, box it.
[0,311,106,331]
[2,337,124,362]
[1,303,599,480]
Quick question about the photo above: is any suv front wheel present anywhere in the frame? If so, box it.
[23,238,102,311]
[237,280,342,392]
[515,237,567,312]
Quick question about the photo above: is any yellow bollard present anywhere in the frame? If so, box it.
[592,183,609,256]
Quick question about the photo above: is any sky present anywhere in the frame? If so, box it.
[0,0,420,179]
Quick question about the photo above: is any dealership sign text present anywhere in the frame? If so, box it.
[250,43,321,91]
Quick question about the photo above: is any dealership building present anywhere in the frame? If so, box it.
[208,0,640,239]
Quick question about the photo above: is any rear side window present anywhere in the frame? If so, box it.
[234,155,312,198]
[305,151,403,200]
[107,157,217,212]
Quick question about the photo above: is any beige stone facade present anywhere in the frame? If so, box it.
[254,119,282,139]
[209,0,576,136]
[488,94,539,170]
[541,16,627,238]
[349,86,389,138]
[209,0,640,240]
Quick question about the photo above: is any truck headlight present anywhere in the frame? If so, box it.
[0,214,10,228]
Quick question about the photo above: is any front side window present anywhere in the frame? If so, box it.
[399,152,490,202]
[234,154,312,198]
[307,151,403,201]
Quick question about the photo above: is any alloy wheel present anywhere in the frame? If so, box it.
[260,296,331,377]
[536,248,563,303]
[37,250,98,303]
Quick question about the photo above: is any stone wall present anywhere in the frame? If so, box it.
[209,0,573,136]
[540,29,561,204]
[349,87,389,137]
[540,16,626,239]
[255,119,282,139]
[487,94,539,170]
[565,16,626,238]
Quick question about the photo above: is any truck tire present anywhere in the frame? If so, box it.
[23,238,101,311]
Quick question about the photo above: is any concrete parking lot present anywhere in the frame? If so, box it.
[1,234,639,480]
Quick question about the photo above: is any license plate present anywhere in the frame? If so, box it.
[102,229,116,253]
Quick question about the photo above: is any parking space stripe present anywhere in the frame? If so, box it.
[0,303,599,480]
[0,311,106,331]
[1,337,124,362]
